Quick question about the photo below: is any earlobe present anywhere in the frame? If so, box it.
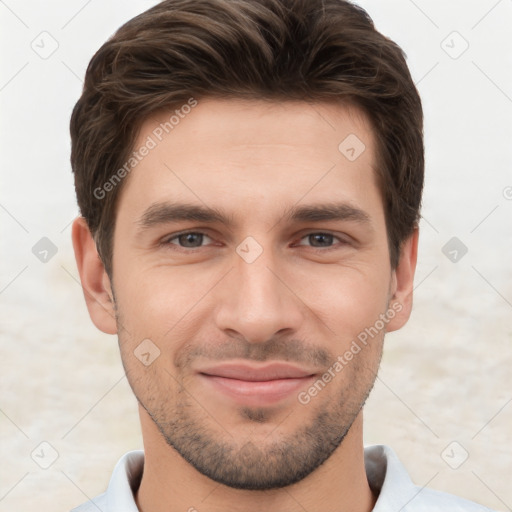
[71,216,118,335]
[386,228,419,333]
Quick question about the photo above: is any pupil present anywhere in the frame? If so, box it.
[180,233,202,247]
[310,233,333,247]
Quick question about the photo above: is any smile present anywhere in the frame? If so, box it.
[197,362,318,407]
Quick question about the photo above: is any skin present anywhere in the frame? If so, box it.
[72,99,418,512]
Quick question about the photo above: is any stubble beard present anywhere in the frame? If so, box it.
[113,295,383,490]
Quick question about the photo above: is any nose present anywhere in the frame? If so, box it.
[213,245,304,344]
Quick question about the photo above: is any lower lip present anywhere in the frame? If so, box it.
[199,374,315,406]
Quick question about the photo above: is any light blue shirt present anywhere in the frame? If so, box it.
[71,445,495,511]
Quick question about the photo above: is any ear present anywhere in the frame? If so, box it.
[71,216,118,335]
[386,227,419,333]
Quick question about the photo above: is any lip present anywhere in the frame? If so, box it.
[197,362,318,406]
[198,362,316,381]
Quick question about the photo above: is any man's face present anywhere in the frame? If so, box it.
[106,99,409,489]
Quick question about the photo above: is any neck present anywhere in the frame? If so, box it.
[136,407,376,512]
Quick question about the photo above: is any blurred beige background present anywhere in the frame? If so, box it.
[1,1,511,511]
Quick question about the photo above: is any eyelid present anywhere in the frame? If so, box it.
[161,230,214,247]
[293,231,350,247]
[159,229,351,250]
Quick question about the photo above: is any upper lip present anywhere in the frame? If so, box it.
[197,362,317,381]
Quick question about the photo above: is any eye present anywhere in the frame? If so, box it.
[295,232,346,249]
[165,231,213,248]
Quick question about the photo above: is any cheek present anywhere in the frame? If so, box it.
[287,261,391,337]
[114,264,220,344]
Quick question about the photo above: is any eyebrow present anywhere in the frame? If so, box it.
[282,203,371,225]
[136,201,372,231]
[137,202,234,229]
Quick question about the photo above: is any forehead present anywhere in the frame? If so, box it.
[137,98,374,161]
[119,98,380,224]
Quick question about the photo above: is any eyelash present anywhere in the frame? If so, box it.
[160,230,349,252]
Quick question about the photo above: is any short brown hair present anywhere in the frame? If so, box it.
[70,0,423,277]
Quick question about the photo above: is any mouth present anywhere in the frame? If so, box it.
[197,361,318,407]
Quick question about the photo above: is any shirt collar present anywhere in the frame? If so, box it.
[105,450,144,511]
[364,445,420,511]
[103,445,415,511]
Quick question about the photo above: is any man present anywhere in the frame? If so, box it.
[69,0,494,510]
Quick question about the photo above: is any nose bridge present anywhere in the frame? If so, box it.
[214,242,303,342]
[237,255,281,312]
